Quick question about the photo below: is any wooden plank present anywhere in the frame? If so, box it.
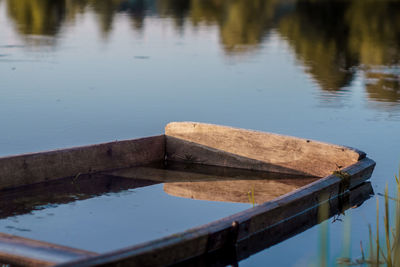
[165,122,365,177]
[166,137,311,176]
[0,233,97,267]
[56,158,375,267]
[0,135,165,190]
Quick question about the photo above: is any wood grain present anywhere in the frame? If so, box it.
[0,135,165,190]
[165,122,365,177]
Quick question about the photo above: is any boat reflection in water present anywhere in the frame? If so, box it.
[0,162,317,220]
[108,161,319,204]
[163,163,318,204]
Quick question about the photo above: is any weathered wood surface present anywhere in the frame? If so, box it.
[0,233,97,267]
[166,137,311,176]
[0,136,165,190]
[56,157,375,267]
[165,122,365,177]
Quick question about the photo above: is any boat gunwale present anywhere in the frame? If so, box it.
[0,135,164,161]
[0,123,376,266]
[55,157,375,267]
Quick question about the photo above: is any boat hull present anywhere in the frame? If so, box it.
[0,122,375,266]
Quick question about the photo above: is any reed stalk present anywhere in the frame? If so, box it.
[248,187,255,207]
[337,167,400,266]
[384,185,392,267]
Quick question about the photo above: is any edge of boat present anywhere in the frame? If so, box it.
[0,122,375,266]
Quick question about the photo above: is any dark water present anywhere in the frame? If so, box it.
[0,164,316,253]
[0,0,400,265]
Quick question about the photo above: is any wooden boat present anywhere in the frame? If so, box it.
[0,122,375,266]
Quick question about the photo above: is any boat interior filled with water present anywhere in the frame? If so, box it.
[0,122,375,266]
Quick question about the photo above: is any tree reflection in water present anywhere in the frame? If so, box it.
[7,0,66,36]
[366,71,400,104]
[4,0,400,103]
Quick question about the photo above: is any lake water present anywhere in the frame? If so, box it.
[0,0,399,266]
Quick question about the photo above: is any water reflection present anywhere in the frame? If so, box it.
[279,0,400,95]
[162,162,317,203]
[3,0,400,102]
[0,162,316,219]
[0,161,373,260]
[0,173,158,219]
[5,0,152,37]
[278,1,358,92]
[158,0,190,29]
[7,0,66,36]
[164,178,314,204]
[108,162,318,204]
[365,70,400,104]
[185,0,286,53]
[177,182,374,267]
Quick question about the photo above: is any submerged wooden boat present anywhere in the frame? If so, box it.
[0,122,375,266]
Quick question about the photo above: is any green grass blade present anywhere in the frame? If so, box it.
[384,185,392,267]
[369,224,374,263]
[376,197,380,266]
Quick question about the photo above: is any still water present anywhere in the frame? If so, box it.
[0,164,318,253]
[0,0,399,265]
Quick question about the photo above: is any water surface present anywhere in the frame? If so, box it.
[1,0,400,265]
[0,164,315,253]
